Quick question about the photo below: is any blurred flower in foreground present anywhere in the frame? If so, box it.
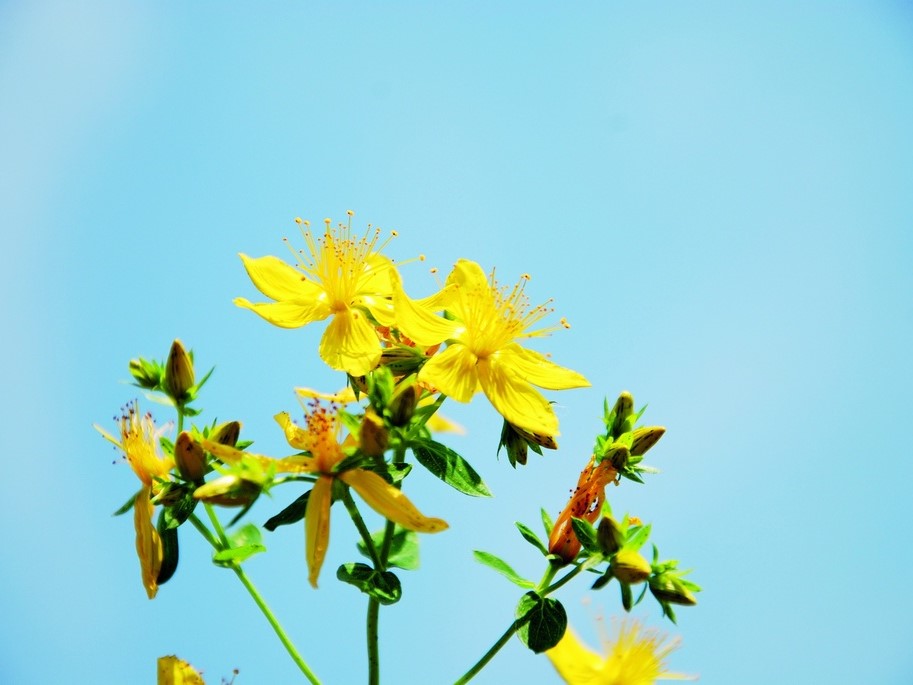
[547,619,694,684]
[157,656,205,685]
[393,259,589,436]
[202,402,448,587]
[234,213,398,376]
[95,401,173,599]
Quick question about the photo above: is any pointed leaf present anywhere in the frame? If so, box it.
[213,523,266,566]
[156,514,179,585]
[473,551,534,589]
[412,438,492,497]
[113,491,137,517]
[264,491,310,531]
[515,522,548,556]
[570,517,600,554]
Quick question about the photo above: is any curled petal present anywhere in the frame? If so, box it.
[319,309,382,376]
[234,297,330,329]
[199,437,316,474]
[446,258,488,291]
[294,386,359,404]
[134,485,162,600]
[418,345,480,402]
[305,476,333,588]
[390,269,460,346]
[239,253,325,302]
[477,356,560,435]
[340,470,448,533]
[275,412,313,451]
[503,345,590,391]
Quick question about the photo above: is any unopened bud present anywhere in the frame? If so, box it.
[128,358,161,389]
[210,420,241,447]
[498,420,529,467]
[597,516,625,555]
[649,575,698,606]
[175,431,206,482]
[164,340,195,404]
[610,391,635,437]
[602,443,629,471]
[360,410,389,457]
[193,475,260,507]
[389,384,418,427]
[630,426,665,456]
[610,549,652,585]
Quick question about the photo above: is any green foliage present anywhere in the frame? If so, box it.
[263,491,310,531]
[337,563,402,605]
[411,438,492,497]
[515,521,548,556]
[212,524,266,567]
[515,592,567,653]
[473,551,535,589]
[357,526,420,571]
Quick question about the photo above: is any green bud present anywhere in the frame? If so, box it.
[498,420,528,467]
[649,574,698,606]
[602,443,629,471]
[193,475,260,507]
[630,426,665,456]
[164,339,195,404]
[210,421,241,447]
[379,347,425,375]
[389,384,418,427]
[360,410,389,457]
[611,549,652,585]
[128,357,162,390]
[175,431,206,482]
[597,517,625,555]
[610,391,634,437]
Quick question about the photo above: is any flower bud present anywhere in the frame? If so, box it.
[389,384,418,427]
[610,549,652,585]
[602,443,629,472]
[164,340,195,404]
[193,475,260,507]
[610,391,635,437]
[128,358,161,389]
[360,410,389,457]
[597,516,625,555]
[630,426,665,456]
[649,575,698,606]
[498,421,529,467]
[210,420,241,447]
[175,431,206,482]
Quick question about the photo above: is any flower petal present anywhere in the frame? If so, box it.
[477,356,560,435]
[503,345,590,391]
[446,258,488,291]
[546,627,604,684]
[319,309,382,376]
[340,470,448,533]
[239,253,324,302]
[418,344,480,402]
[390,269,460,346]
[134,485,162,600]
[234,297,329,329]
[305,475,333,588]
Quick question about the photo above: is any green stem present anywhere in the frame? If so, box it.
[232,564,323,685]
[341,487,382,568]
[452,619,523,685]
[367,598,380,685]
[188,515,321,683]
[204,501,230,547]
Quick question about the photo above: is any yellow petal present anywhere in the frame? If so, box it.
[477,356,560,435]
[306,476,333,588]
[546,628,604,685]
[239,253,323,302]
[294,386,359,404]
[234,297,329,329]
[157,656,206,685]
[340,469,448,533]
[505,345,590,390]
[134,485,162,600]
[319,308,382,376]
[390,269,460,346]
[418,344,480,402]
[446,258,488,291]
[275,411,313,451]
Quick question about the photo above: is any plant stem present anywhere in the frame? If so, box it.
[188,514,321,683]
[341,487,382,568]
[367,598,380,685]
[452,619,522,685]
[232,564,323,685]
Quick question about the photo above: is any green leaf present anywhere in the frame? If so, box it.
[156,514,179,585]
[213,523,266,567]
[336,563,402,605]
[570,517,600,554]
[591,567,614,590]
[620,580,633,611]
[625,523,652,552]
[113,491,137,516]
[540,507,554,537]
[515,592,568,653]
[264,491,310,531]
[515,522,548,556]
[411,439,492,497]
[473,551,534,589]
[356,527,420,570]
[160,486,197,530]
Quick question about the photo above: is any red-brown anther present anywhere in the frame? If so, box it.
[547,456,618,564]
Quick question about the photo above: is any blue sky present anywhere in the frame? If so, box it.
[3,1,913,683]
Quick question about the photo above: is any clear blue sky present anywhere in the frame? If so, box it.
[3,2,912,683]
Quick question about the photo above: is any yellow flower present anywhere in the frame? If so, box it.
[95,401,174,599]
[392,259,589,435]
[201,402,447,588]
[547,619,694,685]
[234,214,398,376]
[157,656,206,685]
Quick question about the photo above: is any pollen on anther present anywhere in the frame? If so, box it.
[419,254,426,261]
[560,317,571,329]
[391,230,399,237]
[429,267,439,275]
[294,217,303,224]
[346,209,355,217]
